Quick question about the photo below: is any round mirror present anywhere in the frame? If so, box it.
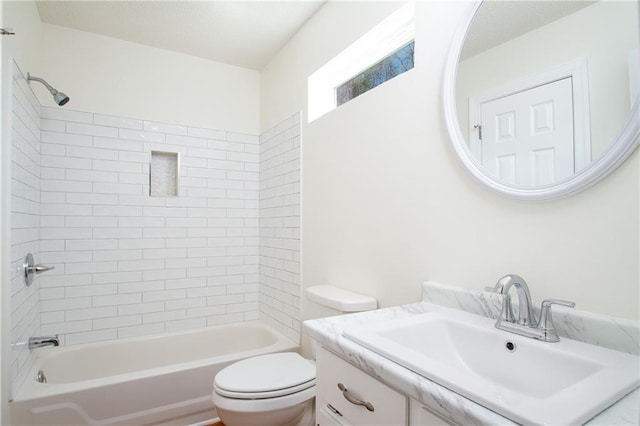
[443,0,639,201]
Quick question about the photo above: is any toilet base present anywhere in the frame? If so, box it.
[216,398,314,426]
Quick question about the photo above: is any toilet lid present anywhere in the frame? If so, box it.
[214,353,316,399]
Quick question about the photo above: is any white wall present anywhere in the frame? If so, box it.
[457,1,639,158]
[261,1,639,320]
[37,23,260,135]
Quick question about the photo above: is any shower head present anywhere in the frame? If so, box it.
[26,73,70,106]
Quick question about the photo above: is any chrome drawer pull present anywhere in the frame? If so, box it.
[337,383,375,412]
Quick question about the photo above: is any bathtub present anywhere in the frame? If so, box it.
[10,321,298,426]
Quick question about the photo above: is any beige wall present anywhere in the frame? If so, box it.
[261,1,639,320]
[38,23,260,134]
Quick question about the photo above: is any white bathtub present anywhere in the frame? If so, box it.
[10,321,298,426]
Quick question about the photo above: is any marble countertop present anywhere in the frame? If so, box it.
[303,282,640,425]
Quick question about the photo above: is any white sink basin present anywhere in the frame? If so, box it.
[343,309,640,425]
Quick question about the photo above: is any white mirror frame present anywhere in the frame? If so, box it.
[443,1,640,202]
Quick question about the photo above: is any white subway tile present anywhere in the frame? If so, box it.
[65,216,118,228]
[40,228,92,240]
[66,284,117,298]
[165,318,206,332]
[187,127,226,140]
[41,107,92,124]
[39,250,92,263]
[67,122,118,138]
[41,131,92,147]
[165,257,206,269]
[118,172,148,185]
[66,193,119,205]
[42,155,92,170]
[66,261,118,274]
[93,159,142,174]
[144,121,187,135]
[143,310,185,324]
[227,132,259,144]
[118,217,165,228]
[41,297,92,312]
[118,238,164,249]
[143,268,185,281]
[41,179,92,193]
[118,259,164,272]
[40,143,65,156]
[93,205,143,216]
[66,169,119,183]
[118,151,149,163]
[166,134,207,147]
[93,228,142,239]
[143,228,186,238]
[165,218,206,228]
[93,293,142,307]
[187,305,225,318]
[93,249,142,262]
[40,119,65,132]
[118,323,164,339]
[143,248,186,259]
[143,289,186,303]
[41,320,92,335]
[65,329,118,345]
[118,280,163,294]
[93,114,143,130]
[119,129,165,143]
[118,302,164,316]
[93,182,143,195]
[94,137,143,152]
[93,315,141,330]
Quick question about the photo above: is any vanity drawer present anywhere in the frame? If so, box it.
[317,346,407,425]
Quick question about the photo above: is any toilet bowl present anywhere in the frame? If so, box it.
[211,285,377,426]
[212,352,316,426]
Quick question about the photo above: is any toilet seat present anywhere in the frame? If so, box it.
[214,352,316,400]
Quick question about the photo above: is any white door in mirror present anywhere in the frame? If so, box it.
[479,77,574,186]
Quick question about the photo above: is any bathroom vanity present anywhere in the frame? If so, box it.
[304,282,640,425]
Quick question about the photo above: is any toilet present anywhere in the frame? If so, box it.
[211,285,377,426]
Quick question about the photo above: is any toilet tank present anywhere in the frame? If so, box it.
[306,285,377,319]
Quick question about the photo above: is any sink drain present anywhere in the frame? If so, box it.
[505,341,517,352]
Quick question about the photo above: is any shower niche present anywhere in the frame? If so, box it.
[150,151,180,197]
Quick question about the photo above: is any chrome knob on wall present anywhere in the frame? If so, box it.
[23,253,55,286]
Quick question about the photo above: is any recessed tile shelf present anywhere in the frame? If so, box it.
[150,151,179,197]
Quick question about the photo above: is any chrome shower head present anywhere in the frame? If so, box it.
[26,73,70,106]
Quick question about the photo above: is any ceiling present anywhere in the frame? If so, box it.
[461,1,595,60]
[36,0,327,70]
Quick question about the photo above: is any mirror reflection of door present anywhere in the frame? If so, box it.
[476,78,574,186]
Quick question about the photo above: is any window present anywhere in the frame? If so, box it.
[308,3,415,122]
[336,41,415,106]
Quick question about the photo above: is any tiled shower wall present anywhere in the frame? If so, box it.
[9,67,301,395]
[37,106,261,345]
[10,63,42,394]
[259,114,301,343]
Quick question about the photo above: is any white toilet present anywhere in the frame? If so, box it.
[211,285,377,426]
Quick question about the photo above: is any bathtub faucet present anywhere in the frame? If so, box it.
[28,335,59,350]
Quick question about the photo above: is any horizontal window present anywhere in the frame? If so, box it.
[336,40,415,106]
[308,3,415,122]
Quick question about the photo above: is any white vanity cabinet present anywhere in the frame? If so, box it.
[316,346,407,425]
[316,346,454,426]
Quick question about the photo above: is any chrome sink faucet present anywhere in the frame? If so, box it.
[486,274,575,342]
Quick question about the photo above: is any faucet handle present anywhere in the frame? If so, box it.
[536,299,575,342]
